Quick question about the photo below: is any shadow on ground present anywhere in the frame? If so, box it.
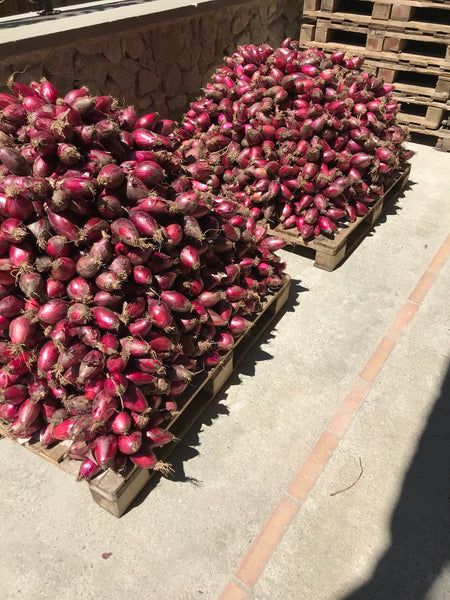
[127,277,307,511]
[341,361,450,600]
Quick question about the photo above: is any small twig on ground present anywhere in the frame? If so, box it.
[329,457,363,496]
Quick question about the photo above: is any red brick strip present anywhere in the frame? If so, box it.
[409,271,437,304]
[218,581,249,600]
[386,301,419,341]
[359,336,397,382]
[286,431,339,501]
[219,234,450,599]
[427,233,450,272]
[233,497,300,589]
[327,379,372,436]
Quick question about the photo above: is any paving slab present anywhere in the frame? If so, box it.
[253,257,450,600]
[0,142,449,600]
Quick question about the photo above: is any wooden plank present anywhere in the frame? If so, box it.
[390,3,414,20]
[394,88,450,107]
[0,0,24,18]
[372,3,392,19]
[370,63,450,103]
[397,102,445,129]
[304,11,450,37]
[87,277,291,516]
[301,39,450,72]
[0,279,291,517]
[364,57,450,78]
[0,420,73,465]
[313,16,450,43]
[319,0,450,11]
[264,167,411,272]
[408,125,450,150]
[304,0,321,10]
[299,23,316,43]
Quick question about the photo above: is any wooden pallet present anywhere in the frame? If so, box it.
[364,60,450,104]
[408,125,450,150]
[305,0,450,18]
[396,99,448,129]
[0,277,291,517]
[301,37,450,72]
[312,17,450,55]
[303,10,450,38]
[264,167,411,271]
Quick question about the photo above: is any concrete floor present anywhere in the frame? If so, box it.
[0,142,449,600]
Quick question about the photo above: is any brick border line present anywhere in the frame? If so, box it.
[218,233,450,599]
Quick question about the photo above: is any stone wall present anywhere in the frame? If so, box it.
[0,0,303,119]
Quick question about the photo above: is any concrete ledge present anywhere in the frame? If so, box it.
[0,0,303,117]
[0,0,255,58]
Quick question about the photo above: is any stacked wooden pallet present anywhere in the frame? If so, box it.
[300,0,450,150]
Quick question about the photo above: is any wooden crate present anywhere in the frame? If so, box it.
[0,277,291,517]
[264,167,411,271]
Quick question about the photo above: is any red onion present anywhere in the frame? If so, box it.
[0,403,20,421]
[110,218,145,247]
[0,146,30,175]
[39,299,68,324]
[17,397,41,427]
[9,315,37,346]
[92,390,118,423]
[67,303,92,325]
[47,210,79,241]
[118,430,142,455]
[37,340,59,373]
[93,434,118,469]
[75,454,102,480]
[0,295,24,317]
[97,163,125,189]
[111,412,132,435]
[160,290,192,313]
[67,277,94,304]
[51,257,77,281]
[122,385,148,413]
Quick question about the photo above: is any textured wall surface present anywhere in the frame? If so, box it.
[0,0,303,118]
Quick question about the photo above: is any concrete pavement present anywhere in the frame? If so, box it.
[0,141,449,600]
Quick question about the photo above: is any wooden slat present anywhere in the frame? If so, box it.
[408,125,450,150]
[364,61,450,104]
[319,0,450,12]
[396,102,446,129]
[263,167,411,272]
[299,23,316,43]
[301,38,450,72]
[303,9,450,36]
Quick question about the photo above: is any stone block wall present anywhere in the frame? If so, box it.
[0,0,303,119]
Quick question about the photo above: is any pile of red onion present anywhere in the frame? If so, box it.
[175,39,412,238]
[0,75,287,480]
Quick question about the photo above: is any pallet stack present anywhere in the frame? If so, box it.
[300,0,450,150]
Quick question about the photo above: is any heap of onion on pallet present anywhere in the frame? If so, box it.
[0,76,287,480]
[176,39,412,238]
